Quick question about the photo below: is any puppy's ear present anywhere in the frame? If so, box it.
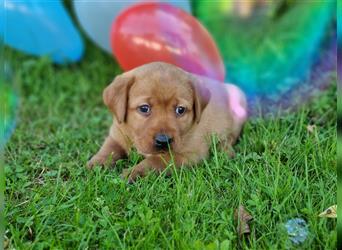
[190,78,211,123]
[103,75,135,124]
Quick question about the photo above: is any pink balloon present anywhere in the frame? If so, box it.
[111,3,225,81]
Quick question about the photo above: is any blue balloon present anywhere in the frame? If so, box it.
[1,0,84,64]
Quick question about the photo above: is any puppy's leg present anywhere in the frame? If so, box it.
[123,154,184,183]
[220,84,247,158]
[87,136,126,168]
[218,135,237,158]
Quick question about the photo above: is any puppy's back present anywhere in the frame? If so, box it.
[190,74,247,144]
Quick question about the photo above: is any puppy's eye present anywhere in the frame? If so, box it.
[138,104,151,115]
[175,106,186,117]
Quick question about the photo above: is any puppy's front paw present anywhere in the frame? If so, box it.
[87,155,107,169]
[120,168,131,179]
[227,148,236,158]
[121,165,147,183]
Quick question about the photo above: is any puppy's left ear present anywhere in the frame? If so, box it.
[190,78,211,124]
[103,75,135,123]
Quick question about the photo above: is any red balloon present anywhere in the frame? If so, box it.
[111,3,225,81]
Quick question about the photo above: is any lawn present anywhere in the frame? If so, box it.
[4,43,337,249]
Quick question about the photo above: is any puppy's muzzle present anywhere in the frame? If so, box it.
[154,133,173,150]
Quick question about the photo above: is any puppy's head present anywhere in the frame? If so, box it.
[103,62,210,155]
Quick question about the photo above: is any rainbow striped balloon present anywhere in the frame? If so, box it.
[193,0,335,98]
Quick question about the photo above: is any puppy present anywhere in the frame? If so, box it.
[88,62,247,182]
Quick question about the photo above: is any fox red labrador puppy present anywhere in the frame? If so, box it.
[88,62,247,182]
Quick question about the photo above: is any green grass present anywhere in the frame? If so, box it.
[4,45,337,249]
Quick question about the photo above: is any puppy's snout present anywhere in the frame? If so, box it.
[154,133,173,150]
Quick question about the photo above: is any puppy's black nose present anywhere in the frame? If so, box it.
[154,133,173,150]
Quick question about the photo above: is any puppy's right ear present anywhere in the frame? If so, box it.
[103,75,135,124]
